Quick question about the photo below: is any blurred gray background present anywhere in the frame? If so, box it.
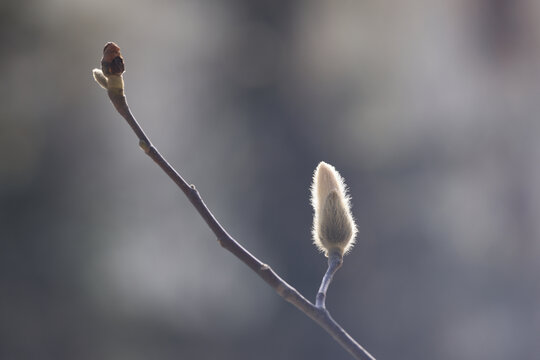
[2,0,540,359]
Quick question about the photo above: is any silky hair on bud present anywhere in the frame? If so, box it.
[311,162,357,256]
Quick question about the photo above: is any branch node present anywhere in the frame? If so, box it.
[139,140,151,153]
[217,237,225,248]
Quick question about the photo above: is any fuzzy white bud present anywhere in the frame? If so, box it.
[311,162,357,257]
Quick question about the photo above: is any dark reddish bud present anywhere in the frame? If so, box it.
[101,42,124,76]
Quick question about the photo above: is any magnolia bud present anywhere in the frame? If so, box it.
[311,162,357,257]
[92,69,108,89]
[101,42,124,76]
[92,42,125,93]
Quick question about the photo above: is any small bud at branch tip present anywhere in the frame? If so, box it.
[101,42,125,76]
[92,69,108,89]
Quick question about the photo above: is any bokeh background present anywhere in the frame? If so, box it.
[2,0,540,359]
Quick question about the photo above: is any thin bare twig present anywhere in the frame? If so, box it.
[93,43,375,360]
[316,252,343,309]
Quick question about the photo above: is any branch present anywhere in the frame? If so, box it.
[316,252,343,309]
[92,42,375,360]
